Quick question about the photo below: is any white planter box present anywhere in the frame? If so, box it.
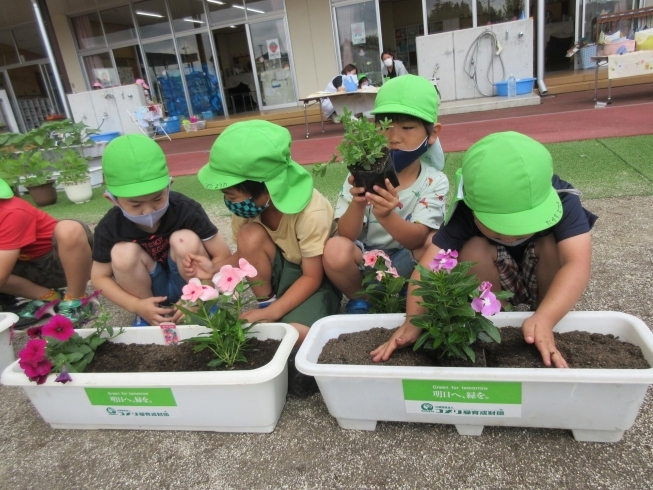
[296,312,653,442]
[0,313,18,379]
[1,323,298,432]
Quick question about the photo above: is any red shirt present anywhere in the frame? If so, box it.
[0,197,57,260]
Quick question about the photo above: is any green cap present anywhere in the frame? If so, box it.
[445,132,562,236]
[102,134,170,198]
[198,120,313,214]
[0,177,13,199]
[357,73,367,82]
[371,74,439,123]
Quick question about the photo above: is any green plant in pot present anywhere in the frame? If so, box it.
[15,150,57,206]
[315,107,398,194]
[54,149,93,204]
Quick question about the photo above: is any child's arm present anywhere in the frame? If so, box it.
[370,242,443,361]
[367,179,432,251]
[91,261,172,326]
[337,175,368,240]
[183,234,238,280]
[523,233,592,368]
[241,255,324,324]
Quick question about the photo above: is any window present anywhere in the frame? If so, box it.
[134,0,172,39]
[0,30,18,67]
[72,12,106,50]
[101,5,138,45]
[168,0,209,33]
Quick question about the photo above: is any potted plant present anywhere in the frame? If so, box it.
[15,149,57,206]
[54,149,93,204]
[1,260,299,433]
[315,107,399,194]
[295,250,653,443]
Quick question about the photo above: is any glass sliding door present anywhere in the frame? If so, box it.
[176,32,225,116]
[248,18,297,108]
[7,64,53,130]
[333,1,383,86]
[112,45,147,86]
[143,39,189,117]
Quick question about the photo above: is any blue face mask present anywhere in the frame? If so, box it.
[224,196,269,218]
[389,136,429,173]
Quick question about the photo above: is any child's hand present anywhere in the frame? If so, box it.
[347,174,368,205]
[241,307,280,324]
[370,321,422,362]
[367,179,399,219]
[135,296,177,326]
[182,253,214,280]
[522,313,568,368]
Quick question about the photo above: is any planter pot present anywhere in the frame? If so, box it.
[26,181,57,206]
[1,323,299,432]
[348,150,399,195]
[82,142,108,159]
[0,313,18,380]
[296,312,653,442]
[63,178,93,204]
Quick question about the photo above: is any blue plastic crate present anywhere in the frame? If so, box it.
[158,116,180,134]
[495,77,536,96]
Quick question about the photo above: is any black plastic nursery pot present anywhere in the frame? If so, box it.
[348,150,399,195]
[26,181,58,207]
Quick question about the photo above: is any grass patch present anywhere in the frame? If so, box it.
[17,135,653,222]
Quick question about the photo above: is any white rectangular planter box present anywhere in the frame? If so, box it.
[0,313,18,379]
[296,312,653,442]
[2,323,298,432]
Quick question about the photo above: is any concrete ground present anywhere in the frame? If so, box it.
[1,193,653,489]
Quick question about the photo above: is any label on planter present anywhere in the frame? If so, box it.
[85,388,181,419]
[402,380,522,418]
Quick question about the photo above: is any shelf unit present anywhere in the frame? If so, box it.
[18,97,52,130]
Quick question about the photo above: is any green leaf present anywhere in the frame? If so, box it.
[413,331,430,351]
[66,352,84,363]
[478,316,502,343]
[462,344,476,363]
[207,358,224,367]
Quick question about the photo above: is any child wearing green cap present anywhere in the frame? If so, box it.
[0,178,93,328]
[372,131,598,368]
[197,120,341,348]
[323,74,449,313]
[91,134,232,327]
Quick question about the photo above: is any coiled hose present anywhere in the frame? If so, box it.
[463,29,506,97]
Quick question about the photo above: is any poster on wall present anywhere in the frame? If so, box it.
[351,22,366,45]
[93,68,119,88]
[267,39,281,59]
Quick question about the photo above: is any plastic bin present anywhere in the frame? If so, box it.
[157,117,180,135]
[88,132,120,143]
[495,77,536,96]
[201,111,213,119]
[580,44,597,69]
[183,121,206,132]
[600,39,636,56]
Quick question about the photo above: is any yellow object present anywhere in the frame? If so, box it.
[635,28,653,51]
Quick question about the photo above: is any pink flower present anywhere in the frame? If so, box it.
[41,315,75,341]
[18,339,47,366]
[238,258,257,278]
[35,299,61,319]
[27,326,43,339]
[429,249,459,273]
[376,270,386,281]
[80,290,101,307]
[471,289,502,316]
[55,365,73,384]
[377,251,392,267]
[363,250,379,267]
[181,278,205,302]
[387,267,399,278]
[198,285,220,301]
[214,265,245,293]
[479,281,492,293]
[21,358,52,384]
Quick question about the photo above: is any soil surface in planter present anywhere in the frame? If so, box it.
[86,338,281,373]
[318,327,650,369]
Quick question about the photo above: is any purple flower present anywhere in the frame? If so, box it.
[471,289,502,316]
[20,358,52,384]
[80,290,102,307]
[34,299,61,319]
[18,339,47,366]
[479,281,493,294]
[55,366,73,384]
[41,315,75,341]
[27,326,43,339]
[429,249,459,273]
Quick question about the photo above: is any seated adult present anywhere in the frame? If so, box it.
[381,50,408,81]
[321,64,358,119]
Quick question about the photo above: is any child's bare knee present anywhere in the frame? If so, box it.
[323,237,355,269]
[237,223,269,251]
[54,220,87,247]
[110,242,144,270]
[169,229,201,252]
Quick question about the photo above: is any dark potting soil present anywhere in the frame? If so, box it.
[317,327,650,369]
[86,338,281,373]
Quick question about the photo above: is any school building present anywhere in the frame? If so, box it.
[0,0,651,135]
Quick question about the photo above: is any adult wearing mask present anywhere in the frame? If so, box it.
[321,64,358,119]
[381,50,408,81]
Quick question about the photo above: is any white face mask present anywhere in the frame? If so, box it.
[383,58,394,67]
[361,82,369,87]
[106,187,170,229]
[489,235,534,247]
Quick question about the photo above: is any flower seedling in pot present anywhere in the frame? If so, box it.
[356,250,407,313]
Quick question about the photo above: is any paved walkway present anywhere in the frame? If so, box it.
[160,83,653,176]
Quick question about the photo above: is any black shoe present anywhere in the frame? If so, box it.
[0,293,21,313]
[287,347,319,397]
[12,316,41,330]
